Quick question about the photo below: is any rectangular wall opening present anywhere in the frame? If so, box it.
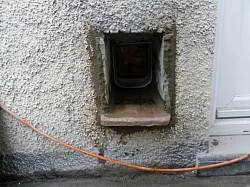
[96,32,175,126]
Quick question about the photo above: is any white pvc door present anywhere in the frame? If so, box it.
[216,0,250,118]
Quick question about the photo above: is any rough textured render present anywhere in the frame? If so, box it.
[0,0,217,178]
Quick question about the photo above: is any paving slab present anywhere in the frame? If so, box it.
[1,174,250,187]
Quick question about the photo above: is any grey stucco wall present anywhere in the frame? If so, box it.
[0,0,217,178]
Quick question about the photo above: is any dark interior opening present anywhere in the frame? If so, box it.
[112,42,152,88]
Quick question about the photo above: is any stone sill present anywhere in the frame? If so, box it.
[101,104,171,126]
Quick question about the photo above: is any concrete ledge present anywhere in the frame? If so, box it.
[101,104,171,126]
[101,114,171,126]
[196,152,250,176]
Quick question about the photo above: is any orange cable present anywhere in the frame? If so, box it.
[1,102,250,172]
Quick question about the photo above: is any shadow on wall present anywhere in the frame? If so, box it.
[0,109,7,178]
[0,109,16,180]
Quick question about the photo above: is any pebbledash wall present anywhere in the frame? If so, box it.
[0,0,216,179]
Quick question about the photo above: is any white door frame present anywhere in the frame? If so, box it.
[210,0,250,136]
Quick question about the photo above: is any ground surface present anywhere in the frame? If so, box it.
[1,174,250,187]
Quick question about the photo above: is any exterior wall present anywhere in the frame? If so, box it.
[0,0,217,178]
